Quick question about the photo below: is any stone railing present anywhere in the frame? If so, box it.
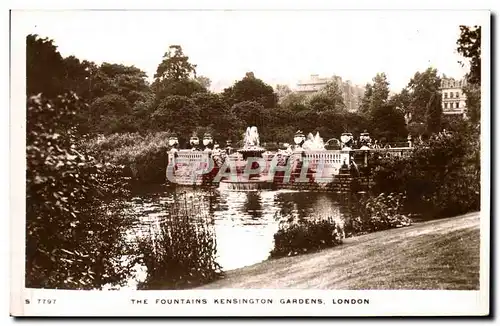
[167,147,413,186]
[302,150,351,167]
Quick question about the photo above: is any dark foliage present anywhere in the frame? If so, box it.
[270,216,343,258]
[372,121,480,218]
[26,94,133,289]
[343,193,412,237]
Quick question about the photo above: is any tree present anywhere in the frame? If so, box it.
[151,95,200,141]
[369,73,390,114]
[222,72,277,108]
[370,103,408,142]
[407,68,442,130]
[153,78,207,101]
[321,80,345,111]
[26,94,133,289]
[276,84,292,101]
[89,94,134,133]
[27,34,66,98]
[457,25,481,86]
[27,34,93,100]
[389,88,412,112]
[279,92,308,112]
[359,83,373,115]
[425,91,442,134]
[154,45,197,81]
[195,75,212,89]
[308,92,337,112]
[92,63,151,105]
[457,25,481,124]
[230,101,266,129]
[191,93,241,141]
[152,45,205,103]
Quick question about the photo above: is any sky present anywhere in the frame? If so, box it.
[15,10,485,93]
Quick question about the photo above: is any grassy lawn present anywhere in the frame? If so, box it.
[200,212,480,290]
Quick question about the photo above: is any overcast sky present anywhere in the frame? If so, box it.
[16,10,485,92]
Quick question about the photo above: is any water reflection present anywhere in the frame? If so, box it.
[124,185,359,288]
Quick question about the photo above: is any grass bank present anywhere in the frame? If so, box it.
[200,211,480,290]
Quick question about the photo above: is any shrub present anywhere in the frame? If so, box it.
[136,192,222,289]
[85,132,172,183]
[343,193,412,237]
[26,94,134,289]
[270,216,343,258]
[372,122,480,218]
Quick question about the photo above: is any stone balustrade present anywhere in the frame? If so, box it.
[167,147,414,187]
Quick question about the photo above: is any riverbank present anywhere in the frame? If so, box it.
[199,211,480,290]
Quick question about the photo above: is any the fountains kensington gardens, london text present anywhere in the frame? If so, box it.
[129,298,371,305]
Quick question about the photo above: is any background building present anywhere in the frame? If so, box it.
[440,77,467,118]
[296,74,365,112]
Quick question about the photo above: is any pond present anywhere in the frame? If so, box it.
[118,185,361,289]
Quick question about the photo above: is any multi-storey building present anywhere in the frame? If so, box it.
[440,77,467,118]
[295,74,365,112]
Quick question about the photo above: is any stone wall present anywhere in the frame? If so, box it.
[167,149,404,192]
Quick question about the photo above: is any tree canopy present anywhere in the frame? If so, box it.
[222,72,277,108]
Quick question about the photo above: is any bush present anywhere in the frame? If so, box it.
[343,193,412,237]
[372,122,480,218]
[270,216,343,258]
[136,192,222,289]
[85,132,172,183]
[26,94,134,289]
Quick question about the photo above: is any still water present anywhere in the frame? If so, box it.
[120,185,357,289]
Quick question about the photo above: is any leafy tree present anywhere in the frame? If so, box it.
[373,121,479,218]
[194,75,212,89]
[26,34,66,98]
[407,68,442,130]
[295,109,319,133]
[191,93,241,141]
[317,80,345,111]
[88,94,133,133]
[407,121,427,137]
[308,92,338,112]
[425,90,442,134]
[223,72,277,108]
[359,83,373,115]
[92,63,151,105]
[279,92,308,112]
[389,88,412,114]
[154,45,197,81]
[276,84,292,100]
[152,45,205,103]
[153,78,207,101]
[369,73,390,114]
[457,25,481,124]
[62,56,95,100]
[463,83,481,124]
[26,93,133,289]
[27,34,93,100]
[263,107,297,142]
[457,25,481,86]
[151,95,200,142]
[230,100,266,129]
[370,104,408,142]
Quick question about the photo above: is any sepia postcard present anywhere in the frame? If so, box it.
[10,7,491,317]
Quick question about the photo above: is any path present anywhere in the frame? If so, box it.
[200,212,481,290]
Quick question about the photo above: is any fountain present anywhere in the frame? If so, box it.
[218,126,272,192]
[302,132,325,150]
[237,126,266,160]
